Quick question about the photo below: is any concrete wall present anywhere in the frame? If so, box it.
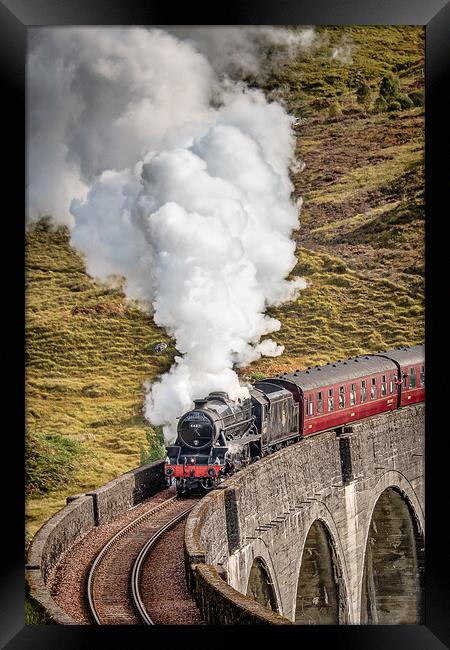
[184,405,425,624]
[26,460,166,624]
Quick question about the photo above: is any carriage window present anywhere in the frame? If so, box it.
[339,386,345,409]
[403,370,408,388]
[381,375,387,396]
[328,389,334,412]
[371,377,377,400]
[420,365,425,386]
[304,398,309,417]
[361,380,367,403]
[409,366,417,389]
[317,391,323,414]
[350,383,356,406]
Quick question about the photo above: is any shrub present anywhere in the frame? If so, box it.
[140,426,166,465]
[380,73,401,101]
[397,93,414,109]
[409,89,424,106]
[328,101,342,118]
[377,73,415,113]
[394,61,411,72]
[356,82,371,109]
[388,100,402,112]
[374,96,388,113]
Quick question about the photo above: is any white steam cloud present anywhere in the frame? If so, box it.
[167,26,320,80]
[27,27,312,440]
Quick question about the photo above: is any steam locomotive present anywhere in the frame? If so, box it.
[164,345,424,495]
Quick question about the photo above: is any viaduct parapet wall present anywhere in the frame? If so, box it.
[185,404,425,625]
[26,460,166,624]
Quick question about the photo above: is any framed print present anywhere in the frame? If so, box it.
[2,0,449,647]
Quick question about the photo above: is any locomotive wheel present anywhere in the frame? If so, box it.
[200,478,215,491]
[176,479,186,496]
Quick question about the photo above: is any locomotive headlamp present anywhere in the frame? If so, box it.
[190,457,196,464]
[207,468,217,477]
[165,467,174,476]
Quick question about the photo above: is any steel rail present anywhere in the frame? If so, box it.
[130,505,196,625]
[86,494,178,625]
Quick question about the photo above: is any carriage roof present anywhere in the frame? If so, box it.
[259,345,424,393]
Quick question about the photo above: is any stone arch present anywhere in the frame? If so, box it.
[246,557,279,613]
[294,519,348,624]
[360,486,425,624]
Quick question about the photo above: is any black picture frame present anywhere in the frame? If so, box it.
[4,0,449,647]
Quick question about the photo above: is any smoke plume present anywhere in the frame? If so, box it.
[27,27,311,440]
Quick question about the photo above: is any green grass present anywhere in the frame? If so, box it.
[240,245,423,381]
[306,141,423,205]
[26,26,424,537]
[309,203,401,242]
[26,430,88,496]
[25,593,49,625]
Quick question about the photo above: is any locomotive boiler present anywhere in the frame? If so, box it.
[165,391,259,494]
[164,345,424,495]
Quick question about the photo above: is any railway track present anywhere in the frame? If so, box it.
[130,507,195,624]
[86,494,198,625]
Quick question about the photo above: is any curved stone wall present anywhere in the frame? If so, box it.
[184,404,424,624]
[26,460,166,624]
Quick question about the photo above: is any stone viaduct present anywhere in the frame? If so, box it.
[184,403,425,624]
[26,403,424,625]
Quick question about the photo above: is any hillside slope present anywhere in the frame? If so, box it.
[25,26,424,537]
[26,225,171,536]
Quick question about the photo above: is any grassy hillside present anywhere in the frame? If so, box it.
[25,26,424,538]
[25,224,170,537]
